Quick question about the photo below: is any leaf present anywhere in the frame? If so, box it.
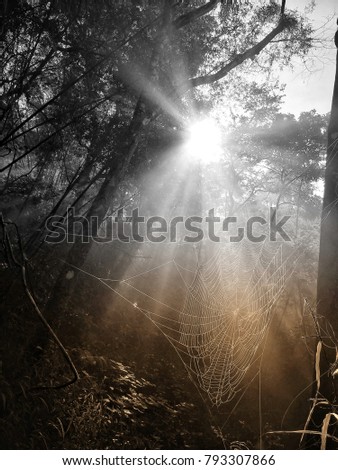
[56,417,65,440]
[315,340,322,391]
[321,413,331,450]
[38,397,49,411]
[300,340,322,445]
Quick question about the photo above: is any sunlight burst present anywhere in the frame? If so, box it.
[186,118,223,163]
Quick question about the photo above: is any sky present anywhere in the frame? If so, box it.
[279,0,337,116]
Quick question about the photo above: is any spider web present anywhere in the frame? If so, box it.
[177,241,287,405]
[90,239,290,406]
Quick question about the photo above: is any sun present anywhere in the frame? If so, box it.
[186,118,223,163]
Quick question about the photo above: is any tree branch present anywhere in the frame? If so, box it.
[281,0,286,15]
[0,91,120,174]
[173,0,219,29]
[187,19,286,89]
[3,49,55,100]
[1,216,80,390]
[0,13,161,148]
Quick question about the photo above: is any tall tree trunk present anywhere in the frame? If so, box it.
[309,21,338,448]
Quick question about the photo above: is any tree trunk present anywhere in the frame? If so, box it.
[309,22,338,448]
